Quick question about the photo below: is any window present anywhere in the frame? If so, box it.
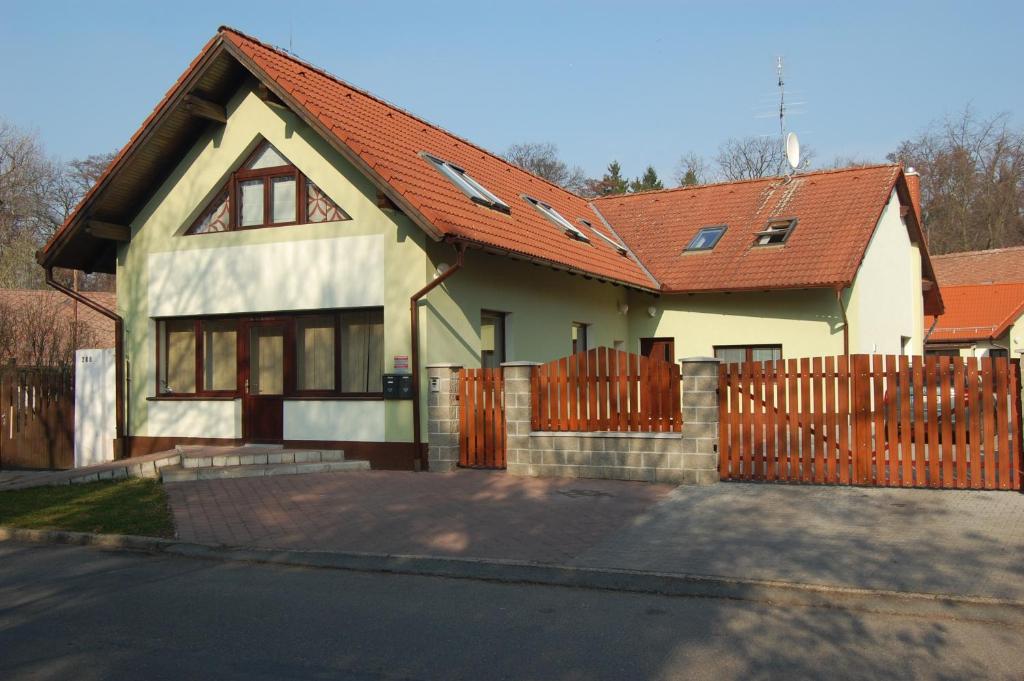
[754,218,797,246]
[524,196,590,242]
[686,225,726,251]
[188,141,350,234]
[480,311,506,369]
[422,153,510,213]
[581,219,628,255]
[155,309,383,397]
[571,323,589,354]
[714,345,782,364]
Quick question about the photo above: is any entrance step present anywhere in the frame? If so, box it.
[161,459,369,483]
[178,447,346,469]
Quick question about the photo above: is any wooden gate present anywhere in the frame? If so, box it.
[718,355,1023,490]
[0,367,75,470]
[458,367,505,468]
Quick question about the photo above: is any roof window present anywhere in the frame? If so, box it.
[422,153,509,213]
[524,196,590,243]
[581,219,628,255]
[754,218,797,246]
[685,225,726,252]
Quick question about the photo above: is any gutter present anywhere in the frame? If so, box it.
[410,242,466,470]
[45,268,127,460]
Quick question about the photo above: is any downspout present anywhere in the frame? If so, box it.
[46,267,127,459]
[835,287,850,356]
[410,242,466,470]
[923,315,940,345]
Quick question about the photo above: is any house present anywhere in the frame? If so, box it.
[0,289,116,367]
[37,27,941,468]
[925,247,1024,358]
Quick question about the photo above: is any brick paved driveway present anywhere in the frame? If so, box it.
[167,470,672,564]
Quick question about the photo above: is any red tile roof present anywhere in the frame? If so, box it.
[927,283,1024,342]
[593,165,913,293]
[218,28,656,289]
[931,246,1024,286]
[0,290,116,365]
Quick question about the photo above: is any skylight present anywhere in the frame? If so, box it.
[685,226,726,252]
[754,218,797,246]
[422,153,509,213]
[581,219,628,255]
[524,196,590,242]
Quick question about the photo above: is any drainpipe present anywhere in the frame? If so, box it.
[409,242,466,470]
[835,288,850,355]
[46,268,127,459]
[923,315,940,345]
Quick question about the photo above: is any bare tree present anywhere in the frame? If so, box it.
[714,135,814,181]
[503,142,589,195]
[0,294,98,368]
[888,108,1024,254]
[674,152,708,186]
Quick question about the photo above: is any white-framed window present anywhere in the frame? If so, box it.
[686,225,727,251]
[524,196,590,242]
[422,153,509,213]
[581,219,628,255]
[754,218,797,246]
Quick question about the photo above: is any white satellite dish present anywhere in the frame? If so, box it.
[785,132,801,170]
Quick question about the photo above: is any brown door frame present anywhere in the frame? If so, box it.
[240,317,293,442]
[640,337,675,363]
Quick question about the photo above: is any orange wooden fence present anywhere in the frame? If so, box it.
[718,355,1023,490]
[531,348,682,433]
[458,367,506,468]
[0,367,75,470]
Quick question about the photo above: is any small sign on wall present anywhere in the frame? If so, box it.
[393,355,410,374]
[429,376,440,393]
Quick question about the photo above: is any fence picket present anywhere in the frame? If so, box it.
[898,355,912,487]
[981,357,996,489]
[967,358,983,489]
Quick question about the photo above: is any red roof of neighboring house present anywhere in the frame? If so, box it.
[926,283,1024,342]
[219,28,657,289]
[930,246,1024,286]
[0,290,116,366]
[592,165,923,293]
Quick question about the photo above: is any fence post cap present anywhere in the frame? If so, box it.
[425,363,463,369]
[679,357,721,364]
[500,361,542,367]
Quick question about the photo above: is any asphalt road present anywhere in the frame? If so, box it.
[0,542,1021,681]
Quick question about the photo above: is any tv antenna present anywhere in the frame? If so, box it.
[776,56,786,137]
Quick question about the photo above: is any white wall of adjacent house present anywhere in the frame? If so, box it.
[74,348,117,467]
[845,190,924,355]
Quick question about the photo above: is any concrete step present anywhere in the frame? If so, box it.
[180,449,345,469]
[161,459,369,483]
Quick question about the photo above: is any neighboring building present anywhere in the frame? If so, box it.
[37,27,942,468]
[0,289,116,367]
[925,247,1024,358]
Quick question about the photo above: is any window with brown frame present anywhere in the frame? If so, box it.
[188,141,351,234]
[156,309,384,397]
[713,345,782,364]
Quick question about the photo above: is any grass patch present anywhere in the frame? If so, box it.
[0,479,175,537]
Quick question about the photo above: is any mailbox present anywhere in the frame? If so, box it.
[382,373,414,400]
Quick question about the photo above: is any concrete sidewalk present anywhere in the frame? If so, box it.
[165,470,1024,600]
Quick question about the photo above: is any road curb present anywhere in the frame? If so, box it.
[2,526,1022,624]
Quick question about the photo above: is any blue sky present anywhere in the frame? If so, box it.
[2,1,1021,184]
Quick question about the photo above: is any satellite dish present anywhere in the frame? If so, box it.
[785,132,801,170]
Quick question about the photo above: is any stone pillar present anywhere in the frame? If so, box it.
[426,363,462,472]
[501,362,539,476]
[679,357,722,485]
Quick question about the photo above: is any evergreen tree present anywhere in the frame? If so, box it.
[585,161,630,196]
[629,165,664,192]
[680,169,699,186]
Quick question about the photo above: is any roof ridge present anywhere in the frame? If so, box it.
[932,245,1024,259]
[217,25,586,201]
[592,163,900,202]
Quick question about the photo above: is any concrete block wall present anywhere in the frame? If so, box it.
[426,364,462,472]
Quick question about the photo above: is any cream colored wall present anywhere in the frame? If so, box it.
[844,190,924,354]
[117,82,428,442]
[283,401,385,441]
[146,400,241,439]
[626,288,845,361]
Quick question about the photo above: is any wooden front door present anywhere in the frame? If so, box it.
[640,337,675,363]
[242,319,289,442]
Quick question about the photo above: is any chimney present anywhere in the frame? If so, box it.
[904,167,922,222]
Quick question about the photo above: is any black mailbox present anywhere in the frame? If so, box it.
[382,373,414,399]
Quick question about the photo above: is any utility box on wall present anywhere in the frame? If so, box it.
[382,373,414,399]
[74,348,116,468]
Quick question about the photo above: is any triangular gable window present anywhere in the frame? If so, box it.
[189,141,350,234]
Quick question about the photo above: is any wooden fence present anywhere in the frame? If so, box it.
[531,348,682,433]
[458,367,506,469]
[0,367,75,470]
[718,355,1023,490]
